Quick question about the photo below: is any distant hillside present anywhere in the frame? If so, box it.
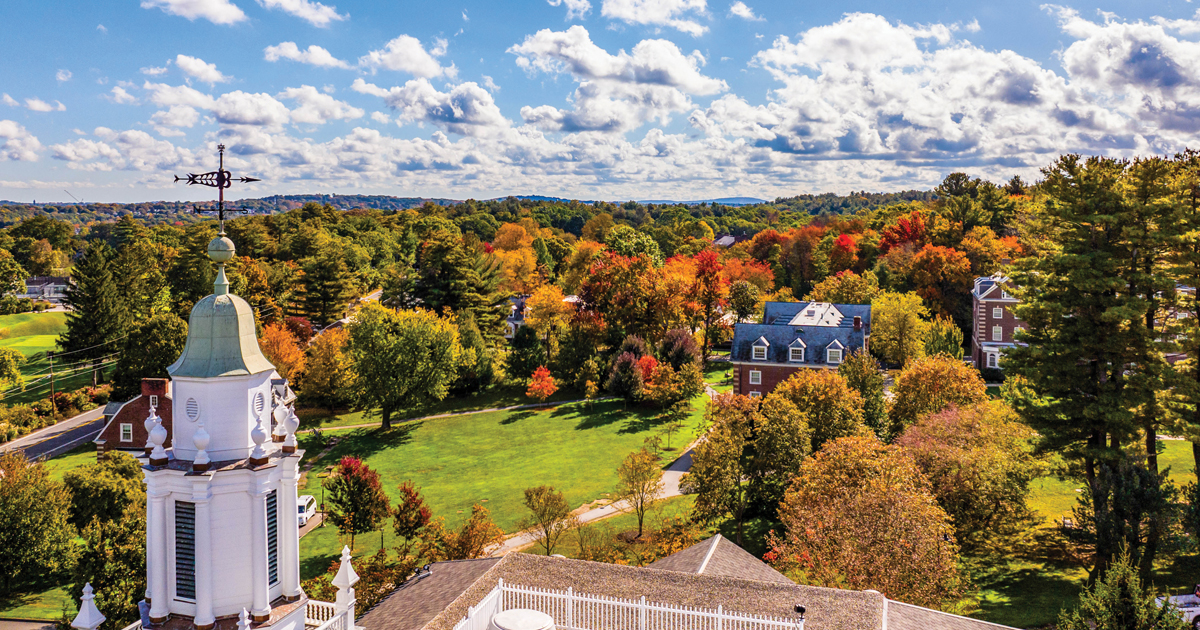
[638,197,768,206]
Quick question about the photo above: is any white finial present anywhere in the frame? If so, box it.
[148,408,168,466]
[283,406,299,454]
[193,419,211,472]
[71,583,105,630]
[143,404,158,455]
[273,399,289,426]
[237,608,251,630]
[332,546,359,590]
[249,415,268,465]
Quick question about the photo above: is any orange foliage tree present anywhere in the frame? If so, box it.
[907,244,973,318]
[888,354,988,436]
[526,366,558,403]
[259,322,306,382]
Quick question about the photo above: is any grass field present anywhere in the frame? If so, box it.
[41,443,97,482]
[296,395,708,579]
[0,312,103,406]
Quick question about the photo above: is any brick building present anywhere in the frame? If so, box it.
[94,378,172,458]
[970,273,1027,370]
[729,301,871,398]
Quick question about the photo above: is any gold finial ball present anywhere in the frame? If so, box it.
[207,236,236,263]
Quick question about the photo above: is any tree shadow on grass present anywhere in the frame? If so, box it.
[0,574,65,615]
[322,422,421,462]
[301,550,339,581]
[500,410,536,425]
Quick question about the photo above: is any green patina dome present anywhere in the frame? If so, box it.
[167,265,275,379]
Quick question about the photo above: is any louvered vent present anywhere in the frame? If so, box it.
[254,392,266,417]
[267,490,279,586]
[186,398,200,422]
[175,501,196,600]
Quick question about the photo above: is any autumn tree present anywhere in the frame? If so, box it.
[838,348,888,439]
[897,402,1040,551]
[768,436,964,609]
[521,485,573,556]
[805,270,881,304]
[923,315,964,360]
[420,504,505,561]
[769,369,865,452]
[260,322,307,383]
[908,245,973,319]
[347,304,462,429]
[325,456,391,553]
[526,366,558,402]
[728,281,761,323]
[871,291,930,366]
[888,354,987,437]
[0,452,74,593]
[692,251,729,360]
[525,284,573,361]
[301,327,354,412]
[615,448,665,538]
[392,481,432,556]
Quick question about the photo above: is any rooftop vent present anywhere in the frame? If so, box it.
[490,610,554,630]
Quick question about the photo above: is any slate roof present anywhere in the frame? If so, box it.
[887,601,1021,630]
[645,534,792,584]
[730,301,870,364]
[359,558,502,630]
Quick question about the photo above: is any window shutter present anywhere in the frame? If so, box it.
[267,490,279,586]
[175,502,196,600]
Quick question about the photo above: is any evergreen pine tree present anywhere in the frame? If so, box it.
[61,241,125,384]
[297,244,355,329]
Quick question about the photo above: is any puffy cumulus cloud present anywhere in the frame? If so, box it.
[140,0,246,25]
[151,105,201,131]
[1047,6,1200,132]
[278,85,364,125]
[108,87,139,105]
[548,0,591,20]
[176,54,230,84]
[728,1,761,21]
[601,0,708,36]
[51,127,194,172]
[25,98,65,112]
[211,91,291,128]
[509,26,725,132]
[0,120,42,161]
[143,81,217,109]
[141,65,170,76]
[264,42,351,68]
[359,35,456,78]
[352,78,508,137]
[255,0,346,27]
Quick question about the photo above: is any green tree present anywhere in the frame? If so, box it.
[923,315,964,360]
[870,291,929,366]
[838,348,888,439]
[325,456,391,553]
[1058,546,1187,630]
[521,485,572,556]
[0,250,28,295]
[347,304,462,429]
[169,226,216,315]
[0,348,23,392]
[61,241,125,385]
[0,452,75,593]
[298,243,356,328]
[70,504,146,630]
[109,313,188,401]
[63,451,144,530]
[606,225,664,266]
[615,449,665,538]
[507,325,545,382]
[115,238,170,327]
[728,281,760,323]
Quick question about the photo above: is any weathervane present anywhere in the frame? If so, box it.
[174,144,260,234]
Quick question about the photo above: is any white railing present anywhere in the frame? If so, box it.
[311,610,351,630]
[453,579,804,630]
[307,600,339,626]
[119,621,143,630]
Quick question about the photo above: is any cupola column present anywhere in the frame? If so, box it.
[147,482,169,623]
[279,457,302,599]
[250,483,272,622]
[192,480,215,630]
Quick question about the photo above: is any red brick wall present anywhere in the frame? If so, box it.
[98,394,173,451]
[972,295,1028,368]
[733,363,832,397]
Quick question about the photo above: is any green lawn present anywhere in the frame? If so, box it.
[0,312,94,405]
[297,395,708,579]
[42,443,97,482]
[704,361,733,393]
[297,385,587,430]
[0,312,67,341]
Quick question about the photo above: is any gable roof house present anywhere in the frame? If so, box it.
[359,535,1015,630]
[728,301,871,398]
[970,273,1026,371]
[94,378,173,459]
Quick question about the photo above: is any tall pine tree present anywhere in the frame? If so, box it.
[61,241,126,385]
[297,243,355,329]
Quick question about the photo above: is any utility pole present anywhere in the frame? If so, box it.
[48,351,55,416]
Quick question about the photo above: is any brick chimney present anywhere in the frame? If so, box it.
[142,378,169,397]
[1000,257,1012,266]
[853,316,862,331]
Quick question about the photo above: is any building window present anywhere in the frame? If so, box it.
[749,391,762,398]
[752,346,767,360]
[266,490,279,586]
[149,395,159,409]
[749,370,762,385]
[119,423,133,442]
[987,353,999,368]
[827,348,843,364]
[789,347,804,362]
[992,307,1003,319]
[992,326,1003,341]
[175,501,196,601]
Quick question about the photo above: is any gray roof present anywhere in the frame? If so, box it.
[168,291,275,378]
[730,301,870,364]
[645,534,792,584]
[888,601,1021,630]
[359,558,502,630]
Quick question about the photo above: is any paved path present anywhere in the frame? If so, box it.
[0,620,56,630]
[299,512,325,539]
[0,407,104,460]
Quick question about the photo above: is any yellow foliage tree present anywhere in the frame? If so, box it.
[493,223,534,252]
[259,322,307,382]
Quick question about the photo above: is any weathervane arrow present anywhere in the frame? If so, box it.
[173,144,261,234]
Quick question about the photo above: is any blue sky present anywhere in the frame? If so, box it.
[1,0,1198,202]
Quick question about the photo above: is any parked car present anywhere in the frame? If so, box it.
[298,495,317,527]
[1158,585,1200,628]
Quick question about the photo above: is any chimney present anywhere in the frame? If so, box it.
[1000,257,1012,266]
[853,316,862,331]
[141,378,168,398]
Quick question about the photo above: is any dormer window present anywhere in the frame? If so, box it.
[790,347,804,362]
[752,346,767,360]
[827,348,843,364]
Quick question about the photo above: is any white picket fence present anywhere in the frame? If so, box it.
[453,579,805,630]
[307,599,354,630]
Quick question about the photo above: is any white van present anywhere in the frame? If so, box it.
[298,495,317,527]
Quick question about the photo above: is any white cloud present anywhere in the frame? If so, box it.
[25,98,65,112]
[1,94,18,107]
[601,0,708,36]
[255,0,346,27]
[140,0,246,25]
[509,26,725,132]
[279,85,364,125]
[176,55,230,84]
[0,120,42,161]
[352,78,508,136]
[727,1,761,21]
[108,87,139,104]
[548,0,592,20]
[141,65,170,76]
[371,111,390,124]
[212,91,291,128]
[56,69,73,83]
[96,24,108,33]
[482,75,500,92]
[264,42,351,68]
[152,105,201,136]
[359,35,456,78]
[143,81,217,109]
[52,127,194,172]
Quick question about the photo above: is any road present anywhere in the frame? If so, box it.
[0,406,105,460]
